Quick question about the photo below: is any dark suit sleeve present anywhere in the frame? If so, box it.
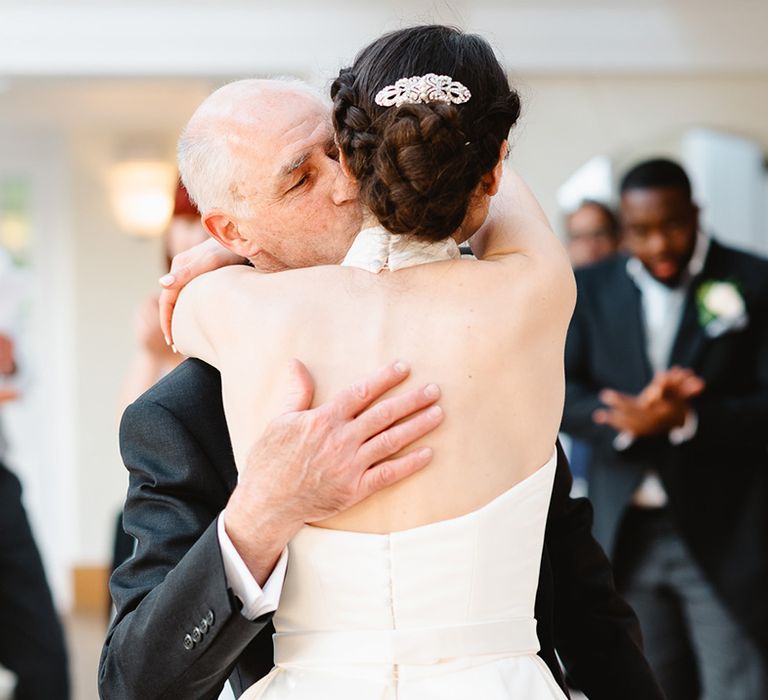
[98,398,270,700]
[547,444,664,700]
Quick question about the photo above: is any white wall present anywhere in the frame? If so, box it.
[683,128,767,256]
[69,130,164,566]
[511,74,768,235]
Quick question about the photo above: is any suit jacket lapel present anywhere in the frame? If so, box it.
[612,261,653,389]
[668,287,707,368]
[669,241,722,368]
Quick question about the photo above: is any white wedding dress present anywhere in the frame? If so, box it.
[242,228,566,699]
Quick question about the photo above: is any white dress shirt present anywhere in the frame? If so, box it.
[619,233,709,507]
[217,514,289,620]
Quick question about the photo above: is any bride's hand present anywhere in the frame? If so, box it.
[158,238,246,346]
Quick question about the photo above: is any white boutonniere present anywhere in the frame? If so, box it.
[696,280,748,337]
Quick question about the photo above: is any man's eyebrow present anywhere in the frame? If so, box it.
[277,151,311,181]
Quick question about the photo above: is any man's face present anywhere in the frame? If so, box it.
[222,88,362,272]
[621,187,698,286]
[566,204,619,268]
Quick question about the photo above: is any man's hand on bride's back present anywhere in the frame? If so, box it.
[158,237,246,345]
[223,360,444,584]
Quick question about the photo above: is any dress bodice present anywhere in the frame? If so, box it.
[276,452,556,639]
[260,453,562,695]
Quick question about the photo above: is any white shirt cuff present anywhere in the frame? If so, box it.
[669,410,698,445]
[217,513,288,620]
[613,431,635,451]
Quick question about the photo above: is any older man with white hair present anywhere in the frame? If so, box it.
[99,79,662,700]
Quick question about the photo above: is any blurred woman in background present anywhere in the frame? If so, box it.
[118,181,208,411]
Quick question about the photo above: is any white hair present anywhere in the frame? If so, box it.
[177,77,327,218]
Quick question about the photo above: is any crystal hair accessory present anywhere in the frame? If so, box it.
[374,73,471,108]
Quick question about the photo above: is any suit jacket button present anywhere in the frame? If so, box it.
[183,634,194,650]
[206,610,214,626]
[192,626,202,643]
[200,618,209,634]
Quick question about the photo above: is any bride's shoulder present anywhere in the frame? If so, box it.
[182,263,322,301]
[471,229,576,321]
[464,168,575,317]
[523,229,576,307]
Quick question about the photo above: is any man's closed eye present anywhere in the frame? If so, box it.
[290,174,310,192]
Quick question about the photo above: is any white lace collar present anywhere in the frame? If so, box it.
[342,225,461,273]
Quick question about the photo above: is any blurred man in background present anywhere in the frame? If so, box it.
[565,199,621,268]
[562,158,768,699]
[0,250,69,699]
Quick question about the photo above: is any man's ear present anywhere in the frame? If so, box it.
[690,201,700,228]
[480,140,508,197]
[203,211,255,258]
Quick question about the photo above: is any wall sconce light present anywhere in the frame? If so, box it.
[108,158,177,237]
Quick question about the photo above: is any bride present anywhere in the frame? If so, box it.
[172,25,575,699]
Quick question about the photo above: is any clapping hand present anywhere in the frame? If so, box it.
[593,366,705,437]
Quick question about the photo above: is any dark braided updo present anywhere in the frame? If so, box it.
[331,25,521,242]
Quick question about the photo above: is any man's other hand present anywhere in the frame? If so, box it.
[224,359,444,584]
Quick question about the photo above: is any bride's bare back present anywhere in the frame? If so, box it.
[174,179,575,533]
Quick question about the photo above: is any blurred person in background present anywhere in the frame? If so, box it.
[562,157,768,699]
[0,249,69,699]
[0,335,18,401]
[565,199,621,269]
[562,200,622,493]
[118,181,208,411]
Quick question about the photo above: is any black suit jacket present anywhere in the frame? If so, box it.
[562,240,768,658]
[99,359,662,699]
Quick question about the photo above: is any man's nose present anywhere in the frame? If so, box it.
[648,231,670,255]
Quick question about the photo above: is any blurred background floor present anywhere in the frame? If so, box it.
[65,612,104,700]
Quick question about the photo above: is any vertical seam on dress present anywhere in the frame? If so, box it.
[387,533,399,699]
[467,517,480,620]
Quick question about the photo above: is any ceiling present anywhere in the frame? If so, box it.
[1,1,767,78]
